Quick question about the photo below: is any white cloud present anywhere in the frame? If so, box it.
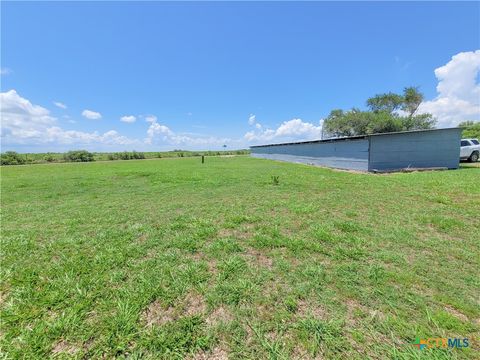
[244,118,323,143]
[53,101,67,109]
[144,116,230,147]
[145,122,173,143]
[1,90,136,147]
[62,115,75,124]
[418,50,480,127]
[1,67,12,76]
[120,115,136,123]
[82,109,102,120]
[248,114,256,125]
[145,115,157,123]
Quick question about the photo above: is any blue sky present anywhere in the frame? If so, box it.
[1,1,479,152]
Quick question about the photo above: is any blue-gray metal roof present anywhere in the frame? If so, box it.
[249,127,462,148]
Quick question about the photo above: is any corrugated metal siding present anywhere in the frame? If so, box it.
[251,139,369,171]
[368,128,461,171]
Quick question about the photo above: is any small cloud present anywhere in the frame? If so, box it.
[82,109,102,120]
[62,115,76,124]
[187,112,193,116]
[248,113,263,130]
[0,67,12,76]
[145,115,157,123]
[120,115,136,123]
[53,101,67,109]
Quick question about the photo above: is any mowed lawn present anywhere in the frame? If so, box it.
[1,156,479,359]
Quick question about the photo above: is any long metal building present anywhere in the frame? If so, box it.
[250,128,462,172]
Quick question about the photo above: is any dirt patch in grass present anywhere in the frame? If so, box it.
[190,346,229,360]
[137,233,148,243]
[243,248,273,269]
[265,330,279,342]
[274,247,301,267]
[344,299,366,327]
[191,252,217,274]
[261,278,292,303]
[83,338,95,353]
[52,340,78,355]
[136,247,162,263]
[142,291,207,327]
[142,300,176,327]
[444,305,469,322]
[218,227,254,241]
[242,322,255,346]
[344,298,386,325]
[183,291,207,316]
[291,345,312,360]
[206,305,234,326]
[343,299,394,357]
[207,259,218,274]
[191,252,204,261]
[0,291,7,306]
[297,299,328,320]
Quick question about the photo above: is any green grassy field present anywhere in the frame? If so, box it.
[1,157,479,359]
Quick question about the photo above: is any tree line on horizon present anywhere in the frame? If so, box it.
[0,149,250,166]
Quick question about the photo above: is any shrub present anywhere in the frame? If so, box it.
[44,153,56,162]
[120,152,130,160]
[63,150,95,162]
[131,151,145,159]
[0,151,26,166]
[107,151,145,161]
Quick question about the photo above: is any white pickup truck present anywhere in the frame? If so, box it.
[460,138,480,162]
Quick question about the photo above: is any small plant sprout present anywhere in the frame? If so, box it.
[271,175,280,185]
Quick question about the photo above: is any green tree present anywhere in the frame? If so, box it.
[459,121,480,139]
[367,92,404,113]
[323,87,436,138]
[402,86,423,117]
